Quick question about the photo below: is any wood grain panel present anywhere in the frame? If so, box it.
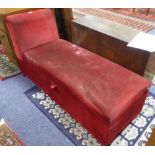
[72,16,150,75]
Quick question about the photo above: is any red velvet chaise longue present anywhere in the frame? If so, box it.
[5,9,150,145]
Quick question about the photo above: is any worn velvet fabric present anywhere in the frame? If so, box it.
[5,9,150,145]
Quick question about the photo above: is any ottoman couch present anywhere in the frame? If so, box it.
[5,9,150,145]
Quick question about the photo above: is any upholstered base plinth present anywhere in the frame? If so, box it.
[21,39,150,145]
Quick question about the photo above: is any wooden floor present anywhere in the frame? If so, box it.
[146,128,155,146]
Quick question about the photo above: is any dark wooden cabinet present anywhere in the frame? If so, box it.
[72,16,150,75]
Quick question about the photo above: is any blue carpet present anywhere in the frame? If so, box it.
[0,74,74,146]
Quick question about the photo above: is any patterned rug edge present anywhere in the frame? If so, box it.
[0,54,21,81]
[0,119,24,146]
[24,87,80,146]
[0,72,21,81]
[0,76,5,81]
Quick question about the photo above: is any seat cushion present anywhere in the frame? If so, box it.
[23,39,150,125]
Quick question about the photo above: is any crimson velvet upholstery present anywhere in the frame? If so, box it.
[5,9,150,145]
